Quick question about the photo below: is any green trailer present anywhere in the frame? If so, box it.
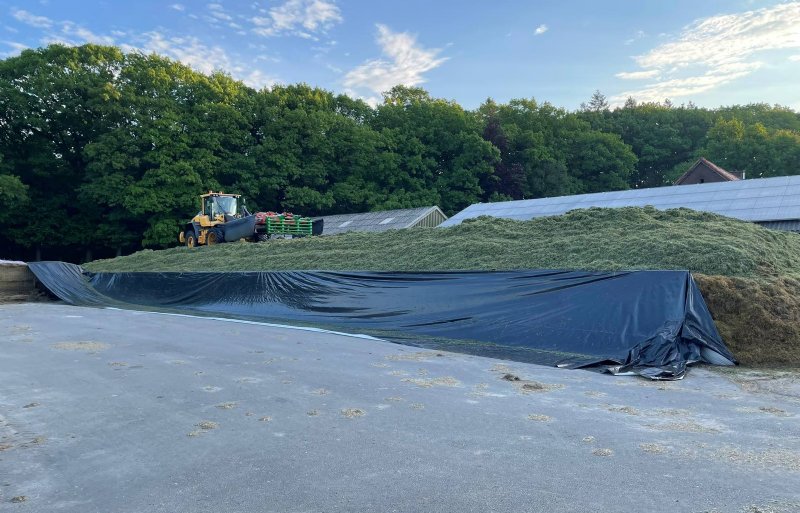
[254,212,323,241]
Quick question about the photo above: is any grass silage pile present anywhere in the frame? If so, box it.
[87,207,800,367]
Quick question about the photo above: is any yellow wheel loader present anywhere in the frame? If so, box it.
[178,192,257,248]
[177,191,323,247]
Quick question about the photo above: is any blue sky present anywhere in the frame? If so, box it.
[2,0,799,110]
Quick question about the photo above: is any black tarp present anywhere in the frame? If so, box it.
[28,262,736,379]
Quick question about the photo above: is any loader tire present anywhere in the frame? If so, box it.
[185,230,198,248]
[206,229,222,245]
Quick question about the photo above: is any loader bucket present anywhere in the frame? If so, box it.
[312,218,324,235]
[223,215,257,242]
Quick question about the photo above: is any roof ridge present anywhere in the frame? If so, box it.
[697,157,741,181]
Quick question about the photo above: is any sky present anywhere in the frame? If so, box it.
[1,0,799,110]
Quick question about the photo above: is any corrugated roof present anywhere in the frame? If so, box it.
[756,220,800,232]
[318,206,447,235]
[440,175,800,227]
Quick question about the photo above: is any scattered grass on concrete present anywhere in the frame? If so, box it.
[527,414,552,422]
[401,376,460,388]
[51,341,109,352]
[639,443,667,454]
[215,402,237,410]
[341,408,365,418]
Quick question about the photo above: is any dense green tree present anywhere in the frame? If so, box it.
[583,101,800,188]
[371,86,499,214]
[0,172,28,226]
[248,84,384,216]
[478,98,635,198]
[0,44,128,260]
[565,130,636,192]
[479,100,524,200]
[716,104,800,132]
[81,54,255,248]
[702,118,800,179]
[581,102,713,188]
[581,90,609,112]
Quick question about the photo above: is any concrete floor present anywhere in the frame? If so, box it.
[1,303,799,513]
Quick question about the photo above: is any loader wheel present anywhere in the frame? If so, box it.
[206,229,221,245]
[185,230,197,248]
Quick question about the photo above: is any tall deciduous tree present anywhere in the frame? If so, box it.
[0,44,126,260]
[477,97,636,199]
[702,118,800,179]
[82,54,255,248]
[248,84,384,216]
[371,86,499,214]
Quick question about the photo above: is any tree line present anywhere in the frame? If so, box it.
[1,44,799,262]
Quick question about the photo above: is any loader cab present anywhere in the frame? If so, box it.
[200,192,241,223]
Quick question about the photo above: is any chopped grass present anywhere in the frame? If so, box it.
[86,207,800,278]
[695,275,800,367]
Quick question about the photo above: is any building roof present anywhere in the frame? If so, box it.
[674,157,741,184]
[318,206,447,235]
[440,175,800,227]
[756,220,800,232]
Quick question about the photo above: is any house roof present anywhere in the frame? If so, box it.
[439,175,800,227]
[318,206,447,235]
[674,157,741,184]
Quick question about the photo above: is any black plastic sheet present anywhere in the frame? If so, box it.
[28,262,736,379]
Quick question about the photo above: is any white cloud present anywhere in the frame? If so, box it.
[4,9,279,90]
[789,54,800,62]
[3,41,27,51]
[170,3,185,11]
[615,69,660,80]
[12,9,53,29]
[1,40,28,57]
[205,3,234,22]
[211,12,233,22]
[131,32,225,75]
[239,69,279,89]
[251,0,342,38]
[612,2,800,104]
[624,30,645,45]
[617,62,760,101]
[131,31,278,88]
[534,24,548,36]
[343,24,448,104]
[60,21,115,45]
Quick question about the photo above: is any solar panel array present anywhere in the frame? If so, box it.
[440,175,800,227]
[317,206,445,235]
